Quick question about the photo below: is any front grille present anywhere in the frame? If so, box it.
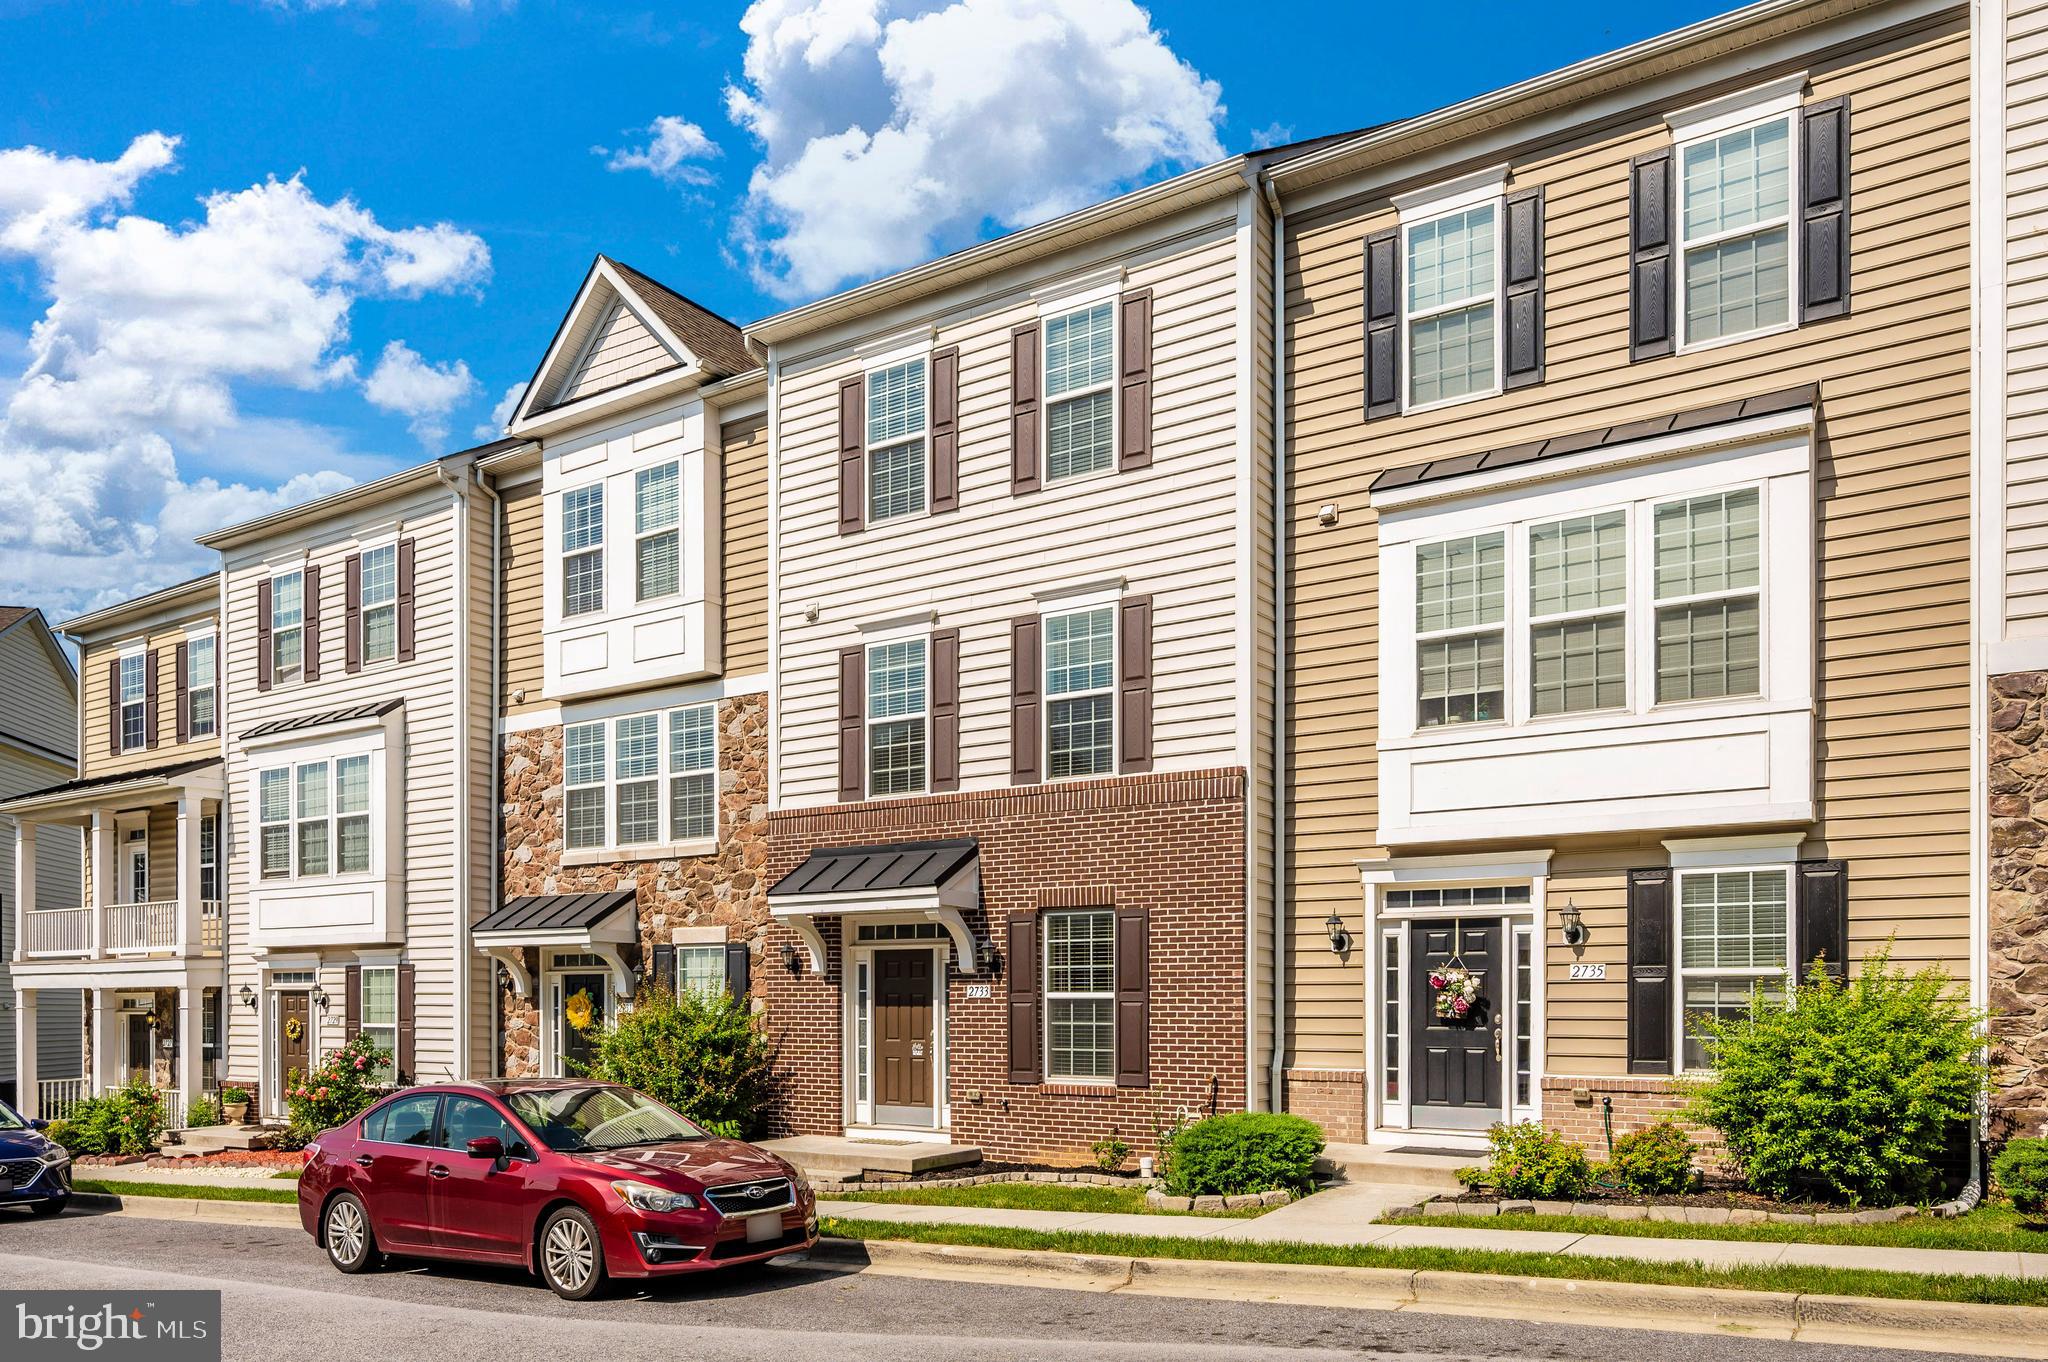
[2,1158,48,1186]
[704,1176,794,1218]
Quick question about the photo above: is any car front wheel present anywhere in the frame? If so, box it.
[29,1196,67,1218]
[538,1206,607,1300]
[323,1193,382,1273]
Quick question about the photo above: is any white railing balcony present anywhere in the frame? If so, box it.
[201,900,223,951]
[34,1077,86,1122]
[104,899,177,954]
[23,907,90,957]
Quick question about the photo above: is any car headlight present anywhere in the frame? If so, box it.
[40,1146,69,1166]
[612,1180,696,1213]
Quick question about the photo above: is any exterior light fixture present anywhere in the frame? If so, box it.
[238,984,257,1011]
[780,942,801,974]
[1560,899,1588,948]
[1324,912,1350,955]
[309,985,330,1011]
[976,939,999,973]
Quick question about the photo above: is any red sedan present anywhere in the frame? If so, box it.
[297,1080,817,1299]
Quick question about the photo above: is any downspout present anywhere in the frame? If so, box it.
[765,348,782,812]
[437,464,472,1081]
[473,461,504,1078]
[1262,173,1290,1115]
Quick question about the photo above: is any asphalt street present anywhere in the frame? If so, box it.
[0,1206,1983,1362]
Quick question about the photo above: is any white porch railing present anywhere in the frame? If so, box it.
[34,1077,86,1121]
[156,1086,191,1132]
[104,899,177,953]
[201,900,223,950]
[23,907,90,957]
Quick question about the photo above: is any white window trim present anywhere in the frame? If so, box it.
[1397,168,1508,417]
[560,700,721,863]
[184,629,218,738]
[198,812,219,903]
[1039,296,1120,485]
[1041,596,1119,783]
[864,353,931,526]
[1671,859,1795,1076]
[633,461,683,603]
[1670,89,1803,356]
[357,539,400,666]
[1413,533,1508,730]
[864,632,931,800]
[269,566,307,687]
[116,643,147,751]
[256,754,375,884]
[560,480,606,618]
[676,942,725,1003]
[1525,507,1632,721]
[1042,907,1117,1085]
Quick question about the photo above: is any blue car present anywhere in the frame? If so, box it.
[0,1098,71,1215]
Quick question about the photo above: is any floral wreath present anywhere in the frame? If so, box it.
[1429,964,1482,1021]
[564,988,595,1032]
[283,1016,305,1043]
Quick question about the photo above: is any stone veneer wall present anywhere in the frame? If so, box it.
[1989,671,2048,1141]
[493,692,770,1077]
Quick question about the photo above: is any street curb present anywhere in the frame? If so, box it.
[818,1237,2048,1358]
[75,1192,302,1228]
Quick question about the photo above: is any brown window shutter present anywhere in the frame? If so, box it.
[930,626,961,792]
[1800,97,1851,322]
[1503,186,1545,389]
[838,375,866,535]
[302,563,322,682]
[837,645,865,803]
[930,346,960,513]
[396,537,416,662]
[1117,289,1152,471]
[724,942,751,999]
[396,962,416,1081]
[344,964,362,1043]
[143,648,160,750]
[1114,906,1150,1088]
[1626,867,1674,1074]
[344,552,363,674]
[1009,615,1041,786]
[1794,859,1850,984]
[1010,322,1041,494]
[1116,595,1153,774]
[174,640,190,744]
[649,944,676,997]
[255,578,273,692]
[1007,912,1040,1084]
[1629,149,1676,361]
[105,658,121,755]
[1364,227,1400,419]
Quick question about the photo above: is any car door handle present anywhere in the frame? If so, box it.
[353,1156,373,1169]
[428,1165,450,1179]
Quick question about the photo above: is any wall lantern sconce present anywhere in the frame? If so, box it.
[1559,899,1589,948]
[780,943,801,974]
[1324,912,1351,955]
[237,984,257,1011]
[309,985,330,1012]
[976,939,1000,974]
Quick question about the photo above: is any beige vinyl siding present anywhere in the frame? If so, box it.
[559,300,675,404]
[1283,14,1971,1074]
[78,613,217,779]
[497,478,546,715]
[2009,0,2048,629]
[776,211,1251,805]
[0,623,75,757]
[720,414,770,676]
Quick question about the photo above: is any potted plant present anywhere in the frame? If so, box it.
[220,1086,250,1124]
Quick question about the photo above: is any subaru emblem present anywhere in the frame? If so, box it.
[744,1184,767,1200]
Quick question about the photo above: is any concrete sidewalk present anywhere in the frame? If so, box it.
[819,1182,2048,1280]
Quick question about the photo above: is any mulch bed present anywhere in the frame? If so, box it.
[75,1150,307,1171]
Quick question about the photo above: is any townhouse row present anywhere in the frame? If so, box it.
[5,0,2041,1158]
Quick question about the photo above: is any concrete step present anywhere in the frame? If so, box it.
[758,1135,982,1181]
[162,1125,277,1155]
[1317,1142,1471,1193]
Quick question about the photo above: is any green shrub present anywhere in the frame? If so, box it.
[580,986,778,1138]
[184,1094,223,1129]
[1469,1121,1591,1199]
[1994,1138,2048,1214]
[219,1085,249,1106]
[1092,1138,1131,1173]
[282,1032,392,1148]
[45,1076,164,1157]
[1688,949,1981,1206]
[1606,1121,1697,1195]
[1160,1113,1324,1197]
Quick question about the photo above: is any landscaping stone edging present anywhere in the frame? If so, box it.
[815,1170,1158,1194]
[1399,1197,1935,1225]
[1143,1187,1294,1213]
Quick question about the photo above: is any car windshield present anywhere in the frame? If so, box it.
[504,1086,705,1152]
[0,1101,27,1132]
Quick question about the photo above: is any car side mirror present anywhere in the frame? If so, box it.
[466,1136,504,1161]
[28,1118,48,1131]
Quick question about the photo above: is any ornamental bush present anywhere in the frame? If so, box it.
[1605,1121,1697,1196]
[1471,1120,1592,1199]
[580,985,778,1139]
[184,1094,223,1129]
[1993,1138,2048,1215]
[1160,1113,1324,1197]
[282,1032,393,1148]
[1688,949,1981,1206]
[46,1075,164,1157]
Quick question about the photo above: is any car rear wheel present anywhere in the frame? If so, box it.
[323,1193,382,1274]
[29,1196,67,1217]
[538,1206,607,1300]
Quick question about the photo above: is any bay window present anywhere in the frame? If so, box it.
[259,769,291,880]
[866,637,927,797]
[668,704,717,841]
[1527,511,1627,716]
[257,756,376,881]
[635,462,680,601]
[1678,113,1792,348]
[271,570,305,684]
[1044,302,1115,481]
[1677,866,1789,1069]
[296,761,330,875]
[335,755,370,873]
[562,483,605,617]
[1044,909,1115,1081]
[1415,532,1504,727]
[1654,489,1761,702]
[866,358,927,523]
[1045,605,1115,777]
[564,701,720,851]
[360,543,398,664]
[186,635,216,737]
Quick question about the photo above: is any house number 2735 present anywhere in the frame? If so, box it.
[1568,962,1607,981]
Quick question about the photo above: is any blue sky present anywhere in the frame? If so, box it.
[0,0,1728,616]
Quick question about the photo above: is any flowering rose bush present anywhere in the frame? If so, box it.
[280,1032,393,1149]
[45,1075,165,1156]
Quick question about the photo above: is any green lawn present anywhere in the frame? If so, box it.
[821,1182,1269,1218]
[1382,1203,2048,1254]
[271,1169,304,1180]
[75,1178,299,1205]
[819,1216,2048,1308]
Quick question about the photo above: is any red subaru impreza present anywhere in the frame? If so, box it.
[298,1081,817,1299]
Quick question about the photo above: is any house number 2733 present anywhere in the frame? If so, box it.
[1568,962,1607,981]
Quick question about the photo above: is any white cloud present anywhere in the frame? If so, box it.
[725,0,1225,300]
[599,116,722,187]
[475,380,526,439]
[0,133,491,614]
[364,339,478,446]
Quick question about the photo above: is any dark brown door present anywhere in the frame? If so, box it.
[1410,918,1501,1129]
[279,992,310,1080]
[874,950,935,1123]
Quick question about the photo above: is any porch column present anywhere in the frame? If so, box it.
[90,988,118,1094]
[12,988,34,1117]
[175,987,203,1108]
[12,819,33,961]
[174,795,200,956]
[88,811,108,958]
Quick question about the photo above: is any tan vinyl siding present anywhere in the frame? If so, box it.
[560,300,675,404]
[78,612,218,779]
[720,414,770,676]
[497,478,546,715]
[1283,14,1971,1073]
[2009,0,2048,630]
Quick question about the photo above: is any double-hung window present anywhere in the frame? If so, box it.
[1528,511,1627,716]
[117,652,146,750]
[1414,533,1505,727]
[564,702,720,850]
[1044,910,1115,1081]
[564,721,608,851]
[1044,302,1115,481]
[866,359,927,524]
[1654,489,1761,702]
[613,714,661,846]
[198,813,218,902]
[259,769,291,880]
[259,757,372,880]
[360,544,398,664]
[677,944,725,1003]
[562,483,605,616]
[1677,867,1789,1069]
[186,635,216,737]
[1404,202,1498,408]
[334,755,370,873]
[296,762,331,876]
[866,638,928,797]
[635,463,680,601]
[1678,113,1793,347]
[359,964,398,1082]
[1045,606,1115,777]
[668,704,717,841]
[271,570,305,684]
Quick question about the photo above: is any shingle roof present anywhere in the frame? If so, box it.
[0,606,36,632]
[240,699,402,742]
[605,258,757,379]
[1369,384,1820,495]
[474,890,638,936]
[769,839,979,899]
[0,756,217,807]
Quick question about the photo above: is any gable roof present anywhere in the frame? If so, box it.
[606,259,757,378]
[0,605,76,687]
[0,606,32,632]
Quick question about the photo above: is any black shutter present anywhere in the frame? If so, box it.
[837,375,865,535]
[1114,906,1150,1088]
[1363,227,1400,419]
[1794,859,1850,984]
[1626,867,1674,1074]
[724,943,751,999]
[1117,289,1152,471]
[143,649,159,750]
[174,640,189,744]
[930,347,960,513]
[1116,595,1152,774]
[650,944,676,997]
[1007,913,1040,1084]
[930,627,960,793]
[837,646,865,803]
[1010,616,1041,785]
[255,578,273,692]
[1503,186,1545,388]
[1629,149,1676,361]
[1010,323,1041,494]
[344,964,361,1043]
[1800,97,1851,322]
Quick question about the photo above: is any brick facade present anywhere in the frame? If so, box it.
[1283,1068,1366,1143]
[760,768,1248,1163]
[1988,671,2048,1141]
